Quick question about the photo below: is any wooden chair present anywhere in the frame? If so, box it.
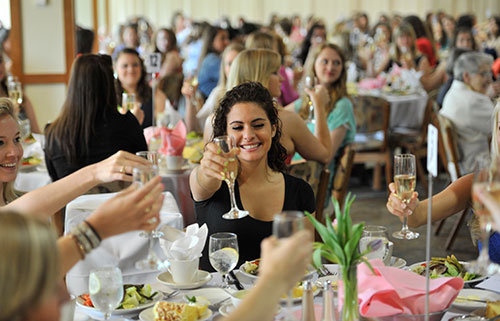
[434,114,470,250]
[288,160,330,241]
[332,144,355,215]
[388,96,436,192]
[350,95,392,190]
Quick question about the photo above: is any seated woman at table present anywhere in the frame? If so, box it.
[440,52,494,175]
[205,48,333,165]
[386,101,500,264]
[360,22,393,77]
[191,82,315,271]
[0,52,40,133]
[183,43,244,133]
[45,54,148,187]
[286,44,355,192]
[393,23,445,92]
[114,48,167,128]
[0,210,309,321]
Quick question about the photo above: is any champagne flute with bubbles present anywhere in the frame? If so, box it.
[305,76,315,124]
[273,211,305,321]
[468,155,500,275]
[214,135,249,219]
[209,232,239,288]
[122,93,136,113]
[88,266,123,320]
[392,154,419,240]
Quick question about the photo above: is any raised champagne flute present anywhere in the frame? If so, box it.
[392,154,419,240]
[273,211,305,321]
[468,155,500,275]
[88,266,124,320]
[133,165,165,270]
[213,135,249,219]
[122,92,136,113]
[305,76,315,124]
[209,232,239,288]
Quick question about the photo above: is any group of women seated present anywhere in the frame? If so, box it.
[3,9,500,321]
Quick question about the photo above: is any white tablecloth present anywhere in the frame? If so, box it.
[65,191,183,296]
[14,168,52,192]
[357,89,429,131]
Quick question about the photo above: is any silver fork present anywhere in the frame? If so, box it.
[164,290,179,299]
[208,297,231,310]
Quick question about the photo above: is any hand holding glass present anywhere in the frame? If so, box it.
[305,76,315,124]
[213,136,249,219]
[392,154,419,240]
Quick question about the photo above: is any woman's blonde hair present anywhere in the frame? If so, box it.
[0,97,20,203]
[245,31,276,51]
[226,49,281,92]
[0,211,59,321]
[299,43,347,119]
[392,22,418,63]
[217,43,245,88]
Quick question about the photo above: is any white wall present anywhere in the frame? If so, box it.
[0,0,10,28]
[104,0,500,31]
[20,0,68,128]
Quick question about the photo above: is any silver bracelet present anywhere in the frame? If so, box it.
[71,225,93,254]
[80,221,101,249]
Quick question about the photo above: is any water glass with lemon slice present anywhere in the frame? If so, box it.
[209,232,239,288]
[89,267,123,320]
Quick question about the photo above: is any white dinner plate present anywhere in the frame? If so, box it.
[183,287,233,305]
[139,306,212,321]
[239,260,316,281]
[452,289,500,311]
[218,302,282,317]
[390,256,407,268]
[76,292,163,318]
[157,270,212,289]
[408,261,487,284]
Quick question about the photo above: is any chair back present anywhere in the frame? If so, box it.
[437,114,461,181]
[332,145,355,212]
[350,95,391,152]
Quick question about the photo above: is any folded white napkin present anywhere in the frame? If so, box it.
[159,223,208,260]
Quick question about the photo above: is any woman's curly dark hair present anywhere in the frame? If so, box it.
[212,82,287,173]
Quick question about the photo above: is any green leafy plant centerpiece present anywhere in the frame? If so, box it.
[305,194,375,321]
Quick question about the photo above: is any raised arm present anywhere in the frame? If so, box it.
[222,231,312,321]
[5,151,151,218]
[386,173,473,227]
[57,176,164,275]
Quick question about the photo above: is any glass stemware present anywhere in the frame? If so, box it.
[88,266,124,320]
[122,92,136,113]
[133,165,165,270]
[209,232,239,288]
[305,76,315,124]
[468,155,500,275]
[213,135,249,219]
[359,225,390,262]
[392,154,419,240]
[273,211,305,321]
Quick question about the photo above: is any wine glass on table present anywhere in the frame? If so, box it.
[468,155,500,275]
[392,154,419,240]
[209,232,239,288]
[88,266,124,320]
[305,76,315,124]
[133,165,165,270]
[213,135,249,219]
[273,211,305,321]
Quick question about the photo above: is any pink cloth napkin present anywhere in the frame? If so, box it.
[143,126,160,145]
[338,260,463,317]
[358,77,386,90]
[159,120,187,156]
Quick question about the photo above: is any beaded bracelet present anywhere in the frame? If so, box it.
[68,234,86,259]
[80,221,101,249]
